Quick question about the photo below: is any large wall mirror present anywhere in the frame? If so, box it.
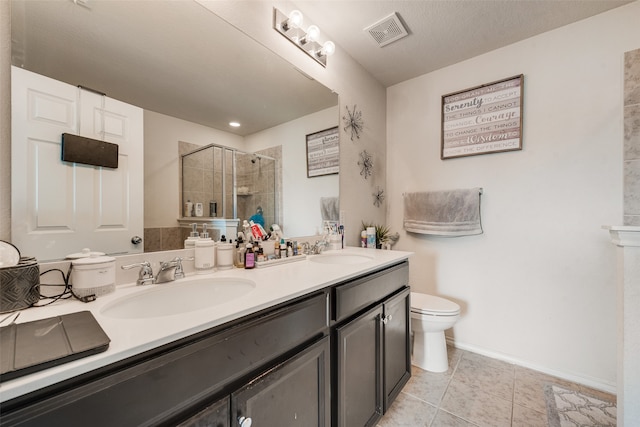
[10,0,339,260]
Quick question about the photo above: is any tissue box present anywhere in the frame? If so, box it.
[0,259,40,313]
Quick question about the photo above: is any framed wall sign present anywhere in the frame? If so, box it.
[441,74,524,159]
[307,126,339,177]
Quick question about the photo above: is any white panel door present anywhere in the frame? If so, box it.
[11,66,144,261]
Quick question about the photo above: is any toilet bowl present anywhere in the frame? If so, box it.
[410,292,460,373]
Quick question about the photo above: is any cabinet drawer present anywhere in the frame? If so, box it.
[2,292,329,427]
[332,261,408,323]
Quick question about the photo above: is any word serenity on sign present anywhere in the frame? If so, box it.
[441,75,524,159]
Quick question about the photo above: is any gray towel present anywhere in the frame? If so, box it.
[320,197,340,221]
[403,188,483,236]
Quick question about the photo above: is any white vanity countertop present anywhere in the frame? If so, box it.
[0,247,411,403]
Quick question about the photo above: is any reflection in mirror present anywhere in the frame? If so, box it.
[10,0,338,260]
[173,142,279,247]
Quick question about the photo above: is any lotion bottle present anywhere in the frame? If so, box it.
[195,224,215,273]
[366,227,376,248]
[184,223,200,249]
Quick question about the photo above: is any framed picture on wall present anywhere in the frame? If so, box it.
[441,74,524,159]
[306,126,339,177]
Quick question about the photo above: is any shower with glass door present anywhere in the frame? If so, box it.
[181,143,278,237]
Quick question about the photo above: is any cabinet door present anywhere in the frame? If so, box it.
[231,336,330,427]
[334,304,383,427]
[383,287,411,411]
[177,396,229,427]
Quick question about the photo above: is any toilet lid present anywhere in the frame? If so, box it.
[411,292,460,315]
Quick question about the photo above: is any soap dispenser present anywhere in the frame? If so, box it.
[195,224,215,274]
[184,223,200,249]
[216,235,234,270]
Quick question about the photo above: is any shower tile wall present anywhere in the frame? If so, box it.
[181,142,217,216]
[625,48,640,226]
[236,145,282,229]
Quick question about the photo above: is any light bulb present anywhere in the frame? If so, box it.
[319,41,335,57]
[306,25,320,43]
[283,10,303,31]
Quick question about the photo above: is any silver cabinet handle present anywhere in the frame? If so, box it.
[238,416,252,427]
[381,314,393,324]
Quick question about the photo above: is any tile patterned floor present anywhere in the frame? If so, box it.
[378,346,616,427]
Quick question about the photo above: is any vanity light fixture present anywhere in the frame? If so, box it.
[273,8,335,67]
[229,121,241,128]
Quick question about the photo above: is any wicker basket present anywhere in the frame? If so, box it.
[0,259,40,313]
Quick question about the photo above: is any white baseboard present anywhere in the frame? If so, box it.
[446,337,617,395]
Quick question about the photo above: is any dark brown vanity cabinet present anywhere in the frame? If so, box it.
[1,291,329,427]
[2,260,410,427]
[332,261,411,427]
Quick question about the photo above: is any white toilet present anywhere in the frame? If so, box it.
[410,292,461,373]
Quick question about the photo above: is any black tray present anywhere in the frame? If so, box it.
[0,311,110,383]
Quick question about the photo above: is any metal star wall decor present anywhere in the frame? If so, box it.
[343,104,363,141]
[373,186,385,208]
[358,150,373,179]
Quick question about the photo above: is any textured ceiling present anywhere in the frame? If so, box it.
[11,0,632,135]
[293,0,632,87]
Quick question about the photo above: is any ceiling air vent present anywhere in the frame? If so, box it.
[364,12,409,47]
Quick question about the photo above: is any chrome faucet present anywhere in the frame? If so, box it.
[121,257,191,285]
[121,261,155,286]
[155,257,188,284]
[302,240,328,255]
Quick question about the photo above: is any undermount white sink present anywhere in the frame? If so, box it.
[100,277,255,319]
[308,253,374,265]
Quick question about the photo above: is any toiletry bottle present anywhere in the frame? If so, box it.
[249,220,264,240]
[195,224,215,273]
[229,239,237,267]
[185,223,200,248]
[280,238,287,258]
[195,202,204,217]
[361,230,367,248]
[243,220,253,243]
[244,243,255,269]
[256,241,265,262]
[216,235,233,270]
[366,227,376,248]
[274,239,280,258]
[185,199,193,217]
[235,237,245,268]
[287,241,293,257]
[209,201,217,217]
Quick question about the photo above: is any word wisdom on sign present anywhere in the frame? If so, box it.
[441,74,524,159]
